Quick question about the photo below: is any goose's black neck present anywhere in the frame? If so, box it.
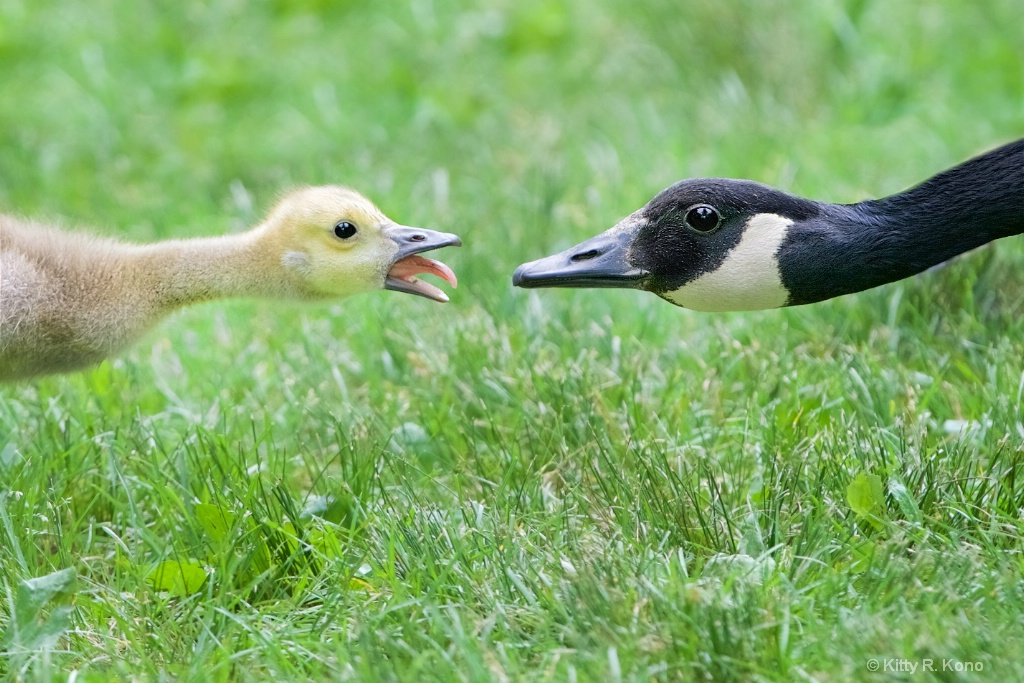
[781,139,1024,305]
[865,138,1024,240]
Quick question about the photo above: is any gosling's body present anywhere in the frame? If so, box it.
[513,139,1024,311]
[0,187,460,381]
[1,219,276,379]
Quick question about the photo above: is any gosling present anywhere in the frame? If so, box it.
[0,186,460,381]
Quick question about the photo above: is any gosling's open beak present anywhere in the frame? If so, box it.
[384,225,462,303]
[512,223,649,290]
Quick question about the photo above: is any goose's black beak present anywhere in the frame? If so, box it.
[512,226,649,289]
[384,225,461,303]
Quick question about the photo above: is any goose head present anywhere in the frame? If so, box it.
[512,179,814,311]
[263,186,461,302]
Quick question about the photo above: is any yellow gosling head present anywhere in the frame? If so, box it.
[261,186,461,302]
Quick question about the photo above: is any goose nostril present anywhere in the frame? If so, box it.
[569,249,598,264]
[571,249,601,262]
[410,234,427,242]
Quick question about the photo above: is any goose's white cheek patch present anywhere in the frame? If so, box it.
[662,213,792,312]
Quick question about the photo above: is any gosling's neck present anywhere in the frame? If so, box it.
[138,228,301,311]
[780,139,1024,306]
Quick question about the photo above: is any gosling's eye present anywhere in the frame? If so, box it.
[334,221,358,239]
[685,205,720,232]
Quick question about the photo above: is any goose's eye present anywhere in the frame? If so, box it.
[685,205,720,232]
[334,221,358,239]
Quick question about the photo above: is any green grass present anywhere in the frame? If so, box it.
[2,0,1023,680]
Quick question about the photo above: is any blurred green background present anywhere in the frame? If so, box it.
[1,0,1022,680]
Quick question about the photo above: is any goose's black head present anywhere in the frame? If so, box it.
[513,179,821,311]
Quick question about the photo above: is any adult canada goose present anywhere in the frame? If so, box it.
[0,186,460,381]
[513,139,1023,311]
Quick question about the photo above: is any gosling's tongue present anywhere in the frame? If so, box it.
[390,255,458,287]
[386,254,459,302]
